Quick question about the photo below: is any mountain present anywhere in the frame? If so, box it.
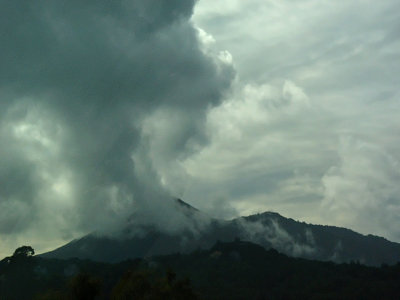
[41,199,400,266]
[239,212,400,266]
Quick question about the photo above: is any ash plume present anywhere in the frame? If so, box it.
[0,0,234,254]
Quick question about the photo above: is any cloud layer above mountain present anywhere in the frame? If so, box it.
[184,0,400,240]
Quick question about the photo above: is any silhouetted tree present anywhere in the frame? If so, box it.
[13,246,35,258]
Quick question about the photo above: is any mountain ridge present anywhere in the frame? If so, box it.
[40,199,400,266]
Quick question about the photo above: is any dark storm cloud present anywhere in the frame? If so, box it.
[0,0,234,251]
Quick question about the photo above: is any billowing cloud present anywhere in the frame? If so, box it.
[0,0,234,257]
[182,80,328,218]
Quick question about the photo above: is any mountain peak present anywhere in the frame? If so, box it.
[174,198,199,212]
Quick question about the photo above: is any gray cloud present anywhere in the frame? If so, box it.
[321,137,400,241]
[186,0,400,240]
[0,0,234,256]
[182,80,330,217]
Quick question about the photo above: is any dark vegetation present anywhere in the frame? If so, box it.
[1,241,400,299]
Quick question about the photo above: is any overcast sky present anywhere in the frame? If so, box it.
[1,0,400,258]
[190,0,400,238]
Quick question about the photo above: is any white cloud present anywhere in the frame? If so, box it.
[237,217,316,257]
[188,0,400,241]
[182,79,328,219]
[321,137,400,240]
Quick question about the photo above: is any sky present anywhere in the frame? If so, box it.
[0,0,400,258]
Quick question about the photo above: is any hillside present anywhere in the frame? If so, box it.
[2,240,400,299]
[41,199,400,266]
